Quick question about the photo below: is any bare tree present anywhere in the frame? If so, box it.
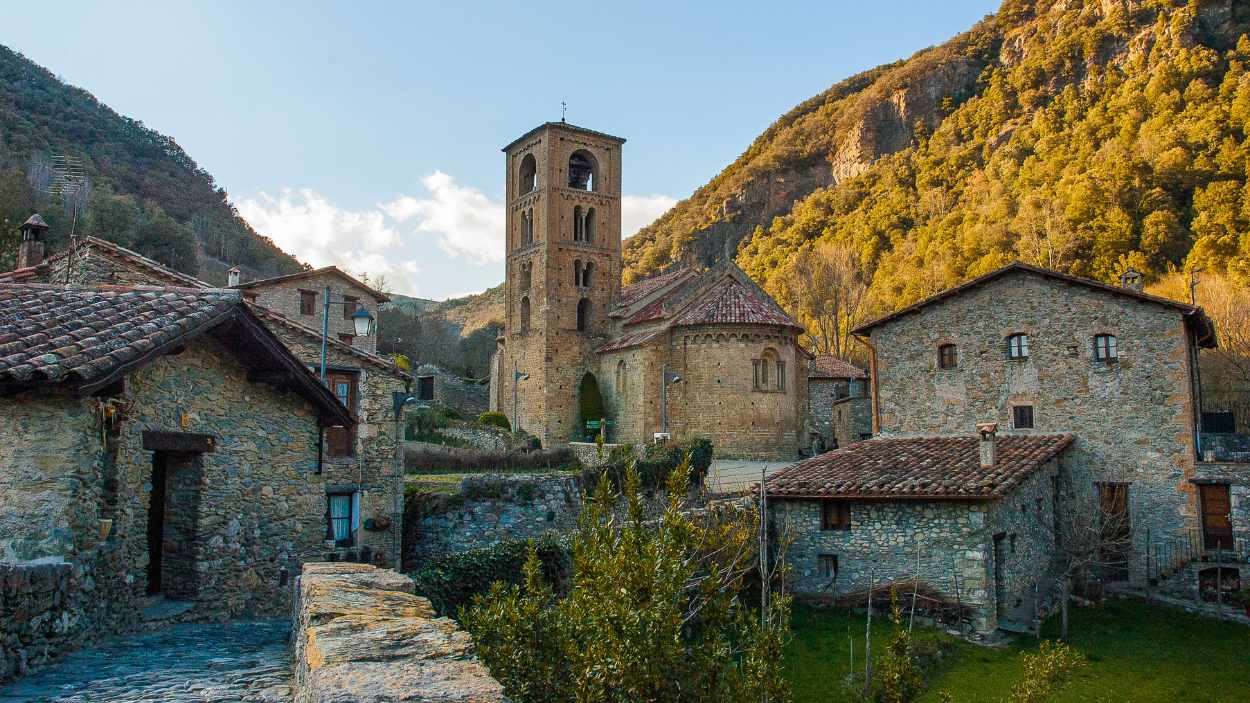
[1047,479,1134,640]
[772,239,870,359]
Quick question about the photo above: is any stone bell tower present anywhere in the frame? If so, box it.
[494,121,625,445]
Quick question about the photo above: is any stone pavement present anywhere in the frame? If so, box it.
[0,620,291,703]
[705,458,795,495]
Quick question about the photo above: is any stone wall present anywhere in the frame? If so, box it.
[292,562,505,703]
[986,460,1061,624]
[407,473,582,562]
[1193,461,1250,554]
[867,269,1204,582]
[413,363,490,417]
[2,560,89,682]
[808,378,872,452]
[244,270,383,355]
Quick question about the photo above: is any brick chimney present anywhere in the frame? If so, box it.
[227,266,242,287]
[17,214,49,269]
[976,421,998,469]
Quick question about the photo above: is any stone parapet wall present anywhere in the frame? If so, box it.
[292,562,505,703]
[1,560,76,682]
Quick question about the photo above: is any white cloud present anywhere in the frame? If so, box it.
[381,171,505,265]
[622,194,677,238]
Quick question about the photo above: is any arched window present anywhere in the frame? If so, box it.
[754,348,781,391]
[616,359,627,395]
[585,207,595,243]
[1006,333,1029,360]
[518,154,537,194]
[1094,334,1117,362]
[582,261,594,288]
[573,259,583,287]
[573,205,584,242]
[519,296,531,335]
[576,298,590,331]
[519,262,532,291]
[521,208,534,246]
[568,150,596,191]
[938,344,958,370]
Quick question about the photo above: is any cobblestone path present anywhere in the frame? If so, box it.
[0,620,291,703]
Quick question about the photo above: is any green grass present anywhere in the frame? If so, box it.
[785,599,1250,702]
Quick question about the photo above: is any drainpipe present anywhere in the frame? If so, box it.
[853,333,881,436]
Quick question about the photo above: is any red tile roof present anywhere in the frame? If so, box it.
[671,276,801,329]
[766,433,1073,500]
[810,355,867,379]
[617,266,695,309]
[0,264,47,283]
[245,302,409,377]
[596,328,663,353]
[233,265,390,303]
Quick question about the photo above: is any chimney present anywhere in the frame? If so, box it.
[17,214,49,269]
[227,266,242,287]
[1119,267,1144,292]
[976,421,998,469]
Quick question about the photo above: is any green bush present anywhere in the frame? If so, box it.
[408,537,570,616]
[591,437,714,492]
[406,405,460,441]
[478,411,512,431]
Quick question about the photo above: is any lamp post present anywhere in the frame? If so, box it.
[320,285,376,383]
[512,361,529,433]
[659,368,682,436]
[391,392,430,569]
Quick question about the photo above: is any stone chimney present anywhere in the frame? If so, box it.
[1119,267,1144,292]
[17,214,49,269]
[227,266,242,287]
[976,421,998,469]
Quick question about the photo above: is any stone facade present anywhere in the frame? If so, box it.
[491,122,808,459]
[863,267,1211,583]
[775,456,1060,632]
[236,268,385,355]
[292,562,505,703]
[413,362,489,417]
[808,376,871,452]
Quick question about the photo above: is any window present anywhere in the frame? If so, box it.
[299,289,316,316]
[326,371,358,457]
[338,333,353,346]
[1094,334,1117,362]
[521,208,534,246]
[583,261,594,288]
[576,298,590,332]
[755,349,780,390]
[821,501,850,531]
[615,360,627,395]
[573,205,585,242]
[518,153,537,194]
[938,344,957,369]
[1006,333,1029,360]
[574,259,583,287]
[519,296,531,334]
[418,376,435,401]
[520,262,532,291]
[1013,405,1034,429]
[776,359,786,392]
[585,207,596,243]
[568,150,596,190]
[327,492,357,547]
[819,554,839,579]
[342,296,359,320]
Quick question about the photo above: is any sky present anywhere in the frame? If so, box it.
[4,0,999,299]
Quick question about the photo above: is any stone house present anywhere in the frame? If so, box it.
[770,262,1243,631]
[0,221,413,566]
[769,426,1071,632]
[413,362,490,417]
[0,283,359,677]
[806,355,871,453]
[489,122,808,458]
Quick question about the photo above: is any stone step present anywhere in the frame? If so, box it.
[141,596,195,622]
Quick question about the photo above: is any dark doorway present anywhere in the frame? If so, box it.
[1097,482,1131,582]
[992,532,1008,620]
[146,454,168,595]
[1200,484,1233,552]
[418,376,435,401]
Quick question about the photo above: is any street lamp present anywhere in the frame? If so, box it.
[391,392,430,569]
[659,368,682,436]
[512,362,529,433]
[320,285,375,383]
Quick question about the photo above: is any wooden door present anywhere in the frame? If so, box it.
[1097,483,1131,581]
[993,533,1007,619]
[1200,484,1233,552]
[326,372,358,457]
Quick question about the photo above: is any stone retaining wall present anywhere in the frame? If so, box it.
[292,562,505,703]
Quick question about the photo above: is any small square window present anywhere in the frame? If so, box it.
[338,333,354,346]
[342,296,359,320]
[938,344,958,370]
[1013,405,1034,429]
[1007,334,1029,360]
[299,289,317,316]
[821,501,851,531]
[1094,334,1117,362]
[819,554,839,579]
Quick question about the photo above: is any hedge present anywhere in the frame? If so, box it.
[408,537,570,616]
[405,444,577,473]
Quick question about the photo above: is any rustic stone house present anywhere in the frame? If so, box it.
[413,362,489,417]
[769,426,1071,632]
[806,355,870,452]
[769,262,1242,630]
[489,122,809,458]
[0,283,361,676]
[0,222,413,567]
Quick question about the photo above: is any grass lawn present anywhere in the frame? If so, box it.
[785,599,1250,702]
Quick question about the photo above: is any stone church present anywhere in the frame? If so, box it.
[489,122,808,459]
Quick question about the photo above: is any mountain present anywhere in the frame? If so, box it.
[624,0,1250,340]
[0,45,302,282]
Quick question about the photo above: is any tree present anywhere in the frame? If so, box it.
[462,461,791,703]
[770,239,870,360]
[1047,478,1133,640]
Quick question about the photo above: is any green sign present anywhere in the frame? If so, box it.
[585,419,615,430]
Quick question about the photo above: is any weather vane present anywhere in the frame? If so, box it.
[561,101,567,122]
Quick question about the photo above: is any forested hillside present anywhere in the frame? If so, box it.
[624,0,1250,350]
[0,45,301,281]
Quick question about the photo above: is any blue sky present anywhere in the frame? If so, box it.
[5,0,998,299]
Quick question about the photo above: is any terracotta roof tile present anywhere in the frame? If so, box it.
[809,355,867,379]
[617,267,695,309]
[766,433,1073,500]
[596,328,664,353]
[671,276,800,328]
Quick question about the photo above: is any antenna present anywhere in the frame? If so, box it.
[561,101,567,123]
[46,154,91,238]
